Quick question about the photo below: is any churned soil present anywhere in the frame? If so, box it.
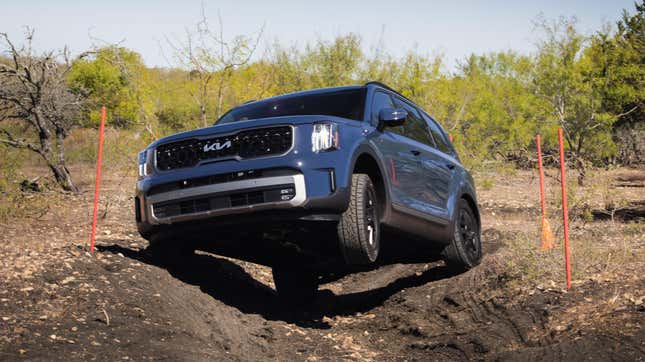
[0,167,643,361]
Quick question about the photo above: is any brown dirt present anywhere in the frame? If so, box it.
[0,166,643,361]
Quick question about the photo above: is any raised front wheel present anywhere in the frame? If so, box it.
[337,173,381,265]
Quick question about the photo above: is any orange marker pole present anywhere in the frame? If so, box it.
[558,128,571,289]
[537,135,555,250]
[448,133,453,143]
[89,106,107,252]
[537,135,547,218]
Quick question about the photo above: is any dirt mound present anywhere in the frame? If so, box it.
[0,244,281,361]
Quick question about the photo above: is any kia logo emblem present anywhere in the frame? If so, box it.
[203,140,232,152]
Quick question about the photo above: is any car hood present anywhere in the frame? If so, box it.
[149,115,359,148]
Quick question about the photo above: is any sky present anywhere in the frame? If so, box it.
[0,0,636,72]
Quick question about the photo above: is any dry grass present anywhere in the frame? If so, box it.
[476,166,645,290]
[498,221,644,289]
[0,128,145,223]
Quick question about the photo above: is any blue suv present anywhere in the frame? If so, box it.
[135,82,481,300]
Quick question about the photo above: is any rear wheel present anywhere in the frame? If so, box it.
[337,174,380,265]
[442,199,482,271]
[272,267,318,305]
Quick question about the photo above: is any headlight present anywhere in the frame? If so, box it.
[138,150,151,178]
[311,123,339,153]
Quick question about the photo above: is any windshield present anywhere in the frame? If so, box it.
[216,88,366,124]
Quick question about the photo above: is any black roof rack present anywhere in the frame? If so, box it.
[364,81,397,93]
[364,81,416,104]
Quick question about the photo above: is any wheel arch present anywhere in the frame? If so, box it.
[459,192,481,229]
[348,146,392,223]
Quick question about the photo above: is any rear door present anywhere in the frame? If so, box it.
[390,97,449,220]
[421,112,460,214]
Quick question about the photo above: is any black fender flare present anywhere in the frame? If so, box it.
[345,141,395,223]
[449,177,481,235]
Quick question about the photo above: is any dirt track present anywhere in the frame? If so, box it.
[1,168,643,361]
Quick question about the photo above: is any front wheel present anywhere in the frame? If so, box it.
[337,173,381,265]
[442,199,482,271]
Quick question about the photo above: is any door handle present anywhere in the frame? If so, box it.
[445,163,455,170]
[410,150,421,156]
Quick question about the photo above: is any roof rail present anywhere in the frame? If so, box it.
[364,81,398,93]
[364,81,416,104]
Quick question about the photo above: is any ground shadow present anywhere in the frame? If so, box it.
[98,242,458,329]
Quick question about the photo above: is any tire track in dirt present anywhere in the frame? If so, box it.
[285,229,644,361]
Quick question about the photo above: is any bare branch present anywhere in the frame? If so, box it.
[0,129,41,154]
[162,6,264,124]
[615,105,639,119]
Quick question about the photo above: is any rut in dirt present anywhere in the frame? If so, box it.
[97,238,456,328]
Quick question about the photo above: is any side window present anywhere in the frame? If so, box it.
[370,91,395,125]
[425,114,453,155]
[394,98,434,147]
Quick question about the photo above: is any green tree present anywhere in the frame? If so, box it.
[533,16,618,183]
[303,34,364,88]
[165,9,263,124]
[68,46,152,129]
[588,1,645,164]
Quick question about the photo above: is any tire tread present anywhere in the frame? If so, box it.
[338,174,378,265]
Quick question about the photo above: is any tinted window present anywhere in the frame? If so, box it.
[393,98,434,147]
[217,89,366,124]
[425,115,453,155]
[371,91,394,124]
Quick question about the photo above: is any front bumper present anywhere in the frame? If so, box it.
[142,173,308,225]
[135,155,353,240]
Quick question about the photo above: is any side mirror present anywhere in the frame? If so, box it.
[378,108,407,130]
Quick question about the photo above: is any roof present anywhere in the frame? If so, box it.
[225,82,408,114]
[240,85,365,107]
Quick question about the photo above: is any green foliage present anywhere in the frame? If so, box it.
[587,2,645,164]
[68,46,152,128]
[531,7,643,165]
[304,34,364,88]
[55,3,643,170]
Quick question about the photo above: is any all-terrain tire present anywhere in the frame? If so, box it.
[442,199,482,271]
[272,267,318,305]
[337,173,380,265]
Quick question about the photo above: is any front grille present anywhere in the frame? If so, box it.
[147,168,298,196]
[152,184,296,219]
[155,126,293,171]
